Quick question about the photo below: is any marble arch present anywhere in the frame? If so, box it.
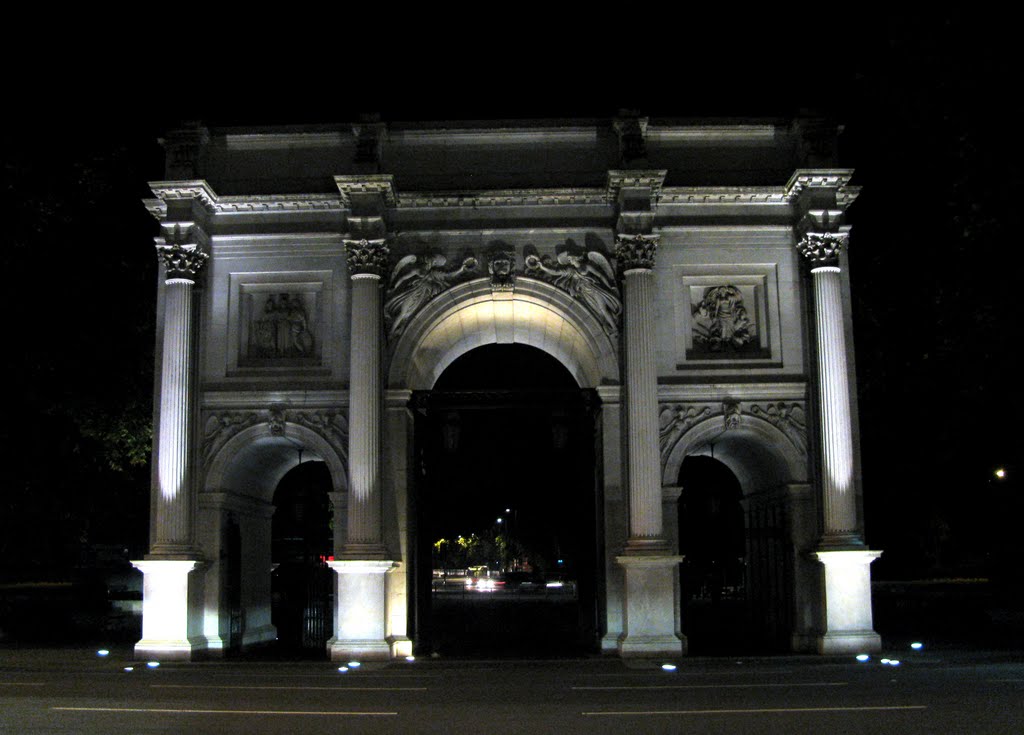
[135,115,883,662]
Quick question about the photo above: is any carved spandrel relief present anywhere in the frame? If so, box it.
[201,408,349,474]
[524,249,621,337]
[659,405,713,462]
[249,293,316,359]
[384,254,479,340]
[293,410,349,450]
[691,285,757,354]
[201,411,261,472]
[750,402,807,451]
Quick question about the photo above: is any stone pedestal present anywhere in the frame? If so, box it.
[813,549,882,654]
[132,560,206,660]
[327,560,397,660]
[617,555,685,657]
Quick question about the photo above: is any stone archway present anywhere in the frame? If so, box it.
[388,277,620,391]
[198,418,349,654]
[380,277,620,657]
[662,412,810,652]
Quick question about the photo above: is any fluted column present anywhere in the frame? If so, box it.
[151,233,208,555]
[343,238,389,558]
[797,229,859,543]
[134,223,209,661]
[615,234,667,549]
[796,208,880,654]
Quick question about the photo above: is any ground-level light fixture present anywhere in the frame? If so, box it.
[856,654,870,662]
[911,642,923,650]
[147,661,160,668]
[661,663,677,672]
[96,649,109,657]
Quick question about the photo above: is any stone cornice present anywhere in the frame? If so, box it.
[784,169,860,209]
[143,181,817,223]
[659,187,789,205]
[150,180,219,212]
[334,174,398,207]
[607,170,668,204]
[147,181,346,221]
[397,189,609,208]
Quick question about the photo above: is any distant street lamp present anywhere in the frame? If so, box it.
[995,468,1006,480]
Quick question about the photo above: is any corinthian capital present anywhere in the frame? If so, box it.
[614,233,660,271]
[796,230,849,266]
[345,238,390,277]
[155,223,209,281]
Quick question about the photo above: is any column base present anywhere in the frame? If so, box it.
[328,559,397,661]
[132,558,206,661]
[617,554,685,658]
[817,629,882,654]
[387,636,413,658]
[813,548,883,656]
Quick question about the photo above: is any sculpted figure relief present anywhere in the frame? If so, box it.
[251,293,315,358]
[384,254,479,339]
[692,285,756,352]
[524,250,621,337]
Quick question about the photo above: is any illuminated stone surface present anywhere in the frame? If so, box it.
[139,117,879,659]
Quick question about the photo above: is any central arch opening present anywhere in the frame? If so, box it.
[411,344,602,657]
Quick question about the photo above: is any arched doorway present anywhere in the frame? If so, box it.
[271,461,334,656]
[410,344,601,657]
[677,451,794,655]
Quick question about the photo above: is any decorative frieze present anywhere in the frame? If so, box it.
[345,239,390,277]
[614,234,659,271]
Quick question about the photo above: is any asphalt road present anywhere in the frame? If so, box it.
[2,646,1022,734]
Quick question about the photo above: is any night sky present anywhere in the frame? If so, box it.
[4,13,1021,582]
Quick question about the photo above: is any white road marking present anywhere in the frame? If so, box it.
[0,682,44,686]
[52,706,396,716]
[573,682,847,690]
[582,705,928,716]
[151,684,427,691]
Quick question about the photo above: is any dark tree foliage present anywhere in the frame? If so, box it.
[3,126,162,581]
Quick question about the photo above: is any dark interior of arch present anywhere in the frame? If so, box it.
[432,343,579,391]
[417,343,599,657]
